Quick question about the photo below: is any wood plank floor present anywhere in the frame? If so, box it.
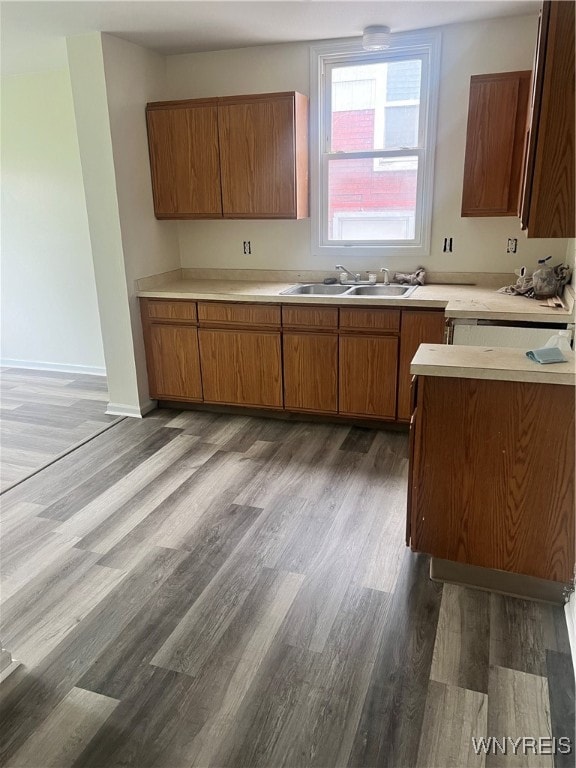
[0,407,573,767]
[0,368,117,492]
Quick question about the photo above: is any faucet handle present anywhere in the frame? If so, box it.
[380,267,391,285]
[336,264,361,284]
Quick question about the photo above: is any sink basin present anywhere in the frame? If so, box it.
[280,283,352,295]
[348,284,417,297]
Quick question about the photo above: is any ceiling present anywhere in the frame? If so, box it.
[1,0,540,75]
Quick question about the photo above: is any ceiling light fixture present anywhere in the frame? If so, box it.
[362,25,392,51]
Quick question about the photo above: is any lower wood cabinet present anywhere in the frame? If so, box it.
[339,335,398,419]
[145,324,202,401]
[141,298,445,422]
[408,375,575,583]
[198,328,282,408]
[397,310,446,421]
[283,333,338,413]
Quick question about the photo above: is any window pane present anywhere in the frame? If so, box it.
[327,156,418,241]
[330,59,421,151]
[384,105,419,148]
[386,60,421,101]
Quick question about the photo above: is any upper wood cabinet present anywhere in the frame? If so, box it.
[146,92,309,220]
[218,93,309,218]
[146,102,222,218]
[461,71,531,217]
[520,1,575,238]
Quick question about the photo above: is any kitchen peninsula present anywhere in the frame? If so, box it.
[407,344,575,600]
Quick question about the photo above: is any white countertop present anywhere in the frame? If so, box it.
[137,279,575,324]
[410,344,576,385]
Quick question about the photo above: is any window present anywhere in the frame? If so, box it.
[311,31,441,257]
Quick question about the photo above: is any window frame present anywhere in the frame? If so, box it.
[310,31,441,258]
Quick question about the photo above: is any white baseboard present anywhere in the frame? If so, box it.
[0,659,22,685]
[0,358,106,376]
[106,399,157,418]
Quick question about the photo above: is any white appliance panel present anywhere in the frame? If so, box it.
[451,323,572,349]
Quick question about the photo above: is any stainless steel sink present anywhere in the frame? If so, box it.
[347,284,418,297]
[279,283,352,295]
[279,282,418,298]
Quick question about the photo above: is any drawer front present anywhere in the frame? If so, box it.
[339,307,400,332]
[198,302,281,327]
[282,306,338,330]
[144,299,197,322]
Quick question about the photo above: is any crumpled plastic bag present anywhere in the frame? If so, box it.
[498,263,572,298]
[394,267,426,286]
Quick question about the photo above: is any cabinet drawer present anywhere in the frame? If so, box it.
[197,302,281,327]
[282,306,338,330]
[144,299,197,322]
[339,307,400,332]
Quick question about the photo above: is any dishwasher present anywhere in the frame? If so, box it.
[450,318,574,349]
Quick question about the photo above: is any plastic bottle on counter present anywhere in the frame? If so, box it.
[544,330,572,354]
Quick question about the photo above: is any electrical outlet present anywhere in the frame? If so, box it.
[442,236,453,253]
[507,238,518,254]
[243,240,251,255]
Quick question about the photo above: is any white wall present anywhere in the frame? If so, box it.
[1,69,105,373]
[566,239,576,287]
[67,32,180,414]
[100,33,180,407]
[67,33,141,413]
[167,15,570,275]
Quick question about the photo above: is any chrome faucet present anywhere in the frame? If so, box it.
[381,268,391,286]
[336,264,361,283]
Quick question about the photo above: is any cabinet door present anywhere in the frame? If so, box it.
[406,403,419,547]
[146,102,222,218]
[521,1,575,237]
[283,333,338,413]
[411,377,574,583]
[145,324,202,401]
[339,335,398,419]
[397,311,445,421]
[461,71,531,216]
[199,329,282,408]
[218,95,297,218]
